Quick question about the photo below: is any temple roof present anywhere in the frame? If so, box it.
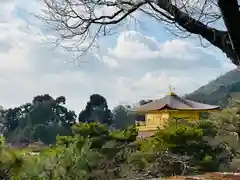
[132,93,220,112]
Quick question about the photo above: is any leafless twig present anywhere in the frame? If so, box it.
[38,0,240,65]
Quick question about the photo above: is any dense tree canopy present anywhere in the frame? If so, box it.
[2,94,76,145]
[186,69,240,107]
[41,0,240,66]
[112,105,135,129]
[0,92,239,179]
[78,94,112,125]
[0,93,128,145]
[1,116,239,179]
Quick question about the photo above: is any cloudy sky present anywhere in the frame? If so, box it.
[0,0,236,112]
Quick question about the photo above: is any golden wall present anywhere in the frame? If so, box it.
[136,110,201,131]
[169,111,200,122]
[136,111,169,131]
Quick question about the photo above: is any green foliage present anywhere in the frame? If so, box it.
[186,69,240,107]
[112,105,135,129]
[208,99,240,156]
[141,119,231,172]
[72,122,109,138]
[1,92,240,179]
[228,157,240,172]
[78,94,112,125]
[2,94,76,145]
[9,122,138,180]
[0,116,237,179]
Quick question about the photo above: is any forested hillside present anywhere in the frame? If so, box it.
[186,68,240,107]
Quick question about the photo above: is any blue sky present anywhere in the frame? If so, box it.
[0,0,236,112]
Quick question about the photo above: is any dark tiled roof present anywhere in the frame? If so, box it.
[132,93,220,112]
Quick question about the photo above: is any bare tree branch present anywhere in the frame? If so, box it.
[155,0,238,64]
[39,0,240,66]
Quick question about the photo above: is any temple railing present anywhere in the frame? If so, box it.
[135,121,159,131]
[135,121,146,126]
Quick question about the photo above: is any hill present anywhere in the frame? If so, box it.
[185,68,240,107]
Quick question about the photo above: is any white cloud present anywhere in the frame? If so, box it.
[0,0,93,111]
[103,31,160,65]
[98,30,235,107]
[0,0,235,113]
[109,69,224,106]
[102,31,225,69]
[102,56,119,68]
[159,39,197,61]
[0,1,15,21]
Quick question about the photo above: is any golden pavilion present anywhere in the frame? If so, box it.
[132,88,220,138]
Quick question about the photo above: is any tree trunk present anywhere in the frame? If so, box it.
[156,0,238,65]
[218,0,240,65]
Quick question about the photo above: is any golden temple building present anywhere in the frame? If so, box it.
[132,88,220,138]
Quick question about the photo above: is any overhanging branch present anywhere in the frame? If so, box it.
[155,0,238,65]
[218,0,240,65]
[40,0,240,66]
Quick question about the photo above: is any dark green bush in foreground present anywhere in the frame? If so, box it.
[0,119,238,180]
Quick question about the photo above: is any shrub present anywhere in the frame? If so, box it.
[1,119,238,179]
[149,119,231,172]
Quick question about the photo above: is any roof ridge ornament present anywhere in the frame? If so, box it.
[168,85,175,96]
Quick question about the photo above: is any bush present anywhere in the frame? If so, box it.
[0,119,238,179]
[147,119,231,172]
[228,158,240,172]
[11,122,139,180]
